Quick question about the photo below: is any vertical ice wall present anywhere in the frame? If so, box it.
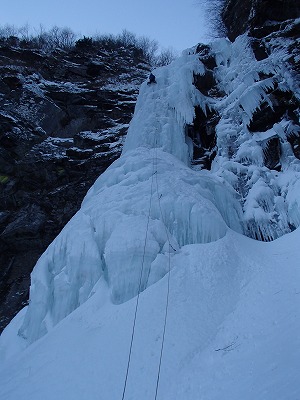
[123,51,210,164]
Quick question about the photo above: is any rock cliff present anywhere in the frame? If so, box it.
[222,0,300,40]
[0,41,150,331]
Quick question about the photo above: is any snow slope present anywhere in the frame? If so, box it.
[0,37,300,400]
[0,229,300,400]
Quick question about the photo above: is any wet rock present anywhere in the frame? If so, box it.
[263,137,281,171]
[249,89,299,133]
[287,134,300,160]
[193,70,216,96]
[1,204,46,241]
[222,0,300,40]
[187,106,219,169]
[2,75,22,90]
[0,41,150,332]
[251,39,268,61]
[196,44,217,70]
[66,147,94,159]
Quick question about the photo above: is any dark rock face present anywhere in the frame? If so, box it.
[185,44,222,169]
[187,105,219,170]
[222,0,300,40]
[0,44,149,331]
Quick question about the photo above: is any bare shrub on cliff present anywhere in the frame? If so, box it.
[199,0,227,37]
[0,24,18,38]
[45,26,77,50]
[0,24,175,65]
[136,36,159,64]
[0,24,77,51]
[155,47,177,66]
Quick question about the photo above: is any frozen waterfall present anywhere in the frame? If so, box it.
[1,32,300,353]
[1,49,245,346]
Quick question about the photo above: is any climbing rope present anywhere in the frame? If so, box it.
[153,138,173,400]
[121,143,157,400]
[121,133,173,400]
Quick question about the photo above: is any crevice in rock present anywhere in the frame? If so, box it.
[249,89,299,132]
[263,137,281,171]
[287,133,300,160]
[251,38,269,61]
[186,106,219,169]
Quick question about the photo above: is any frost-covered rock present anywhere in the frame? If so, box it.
[222,0,300,40]
[209,30,300,240]
[0,42,149,332]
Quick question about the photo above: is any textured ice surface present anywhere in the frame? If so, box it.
[0,31,300,400]
[2,32,300,347]
[211,35,300,240]
[4,49,246,344]
[15,147,242,343]
[123,51,208,164]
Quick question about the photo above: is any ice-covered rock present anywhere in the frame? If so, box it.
[2,24,300,347]
[1,3,300,400]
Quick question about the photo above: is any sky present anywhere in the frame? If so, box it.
[0,0,210,52]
